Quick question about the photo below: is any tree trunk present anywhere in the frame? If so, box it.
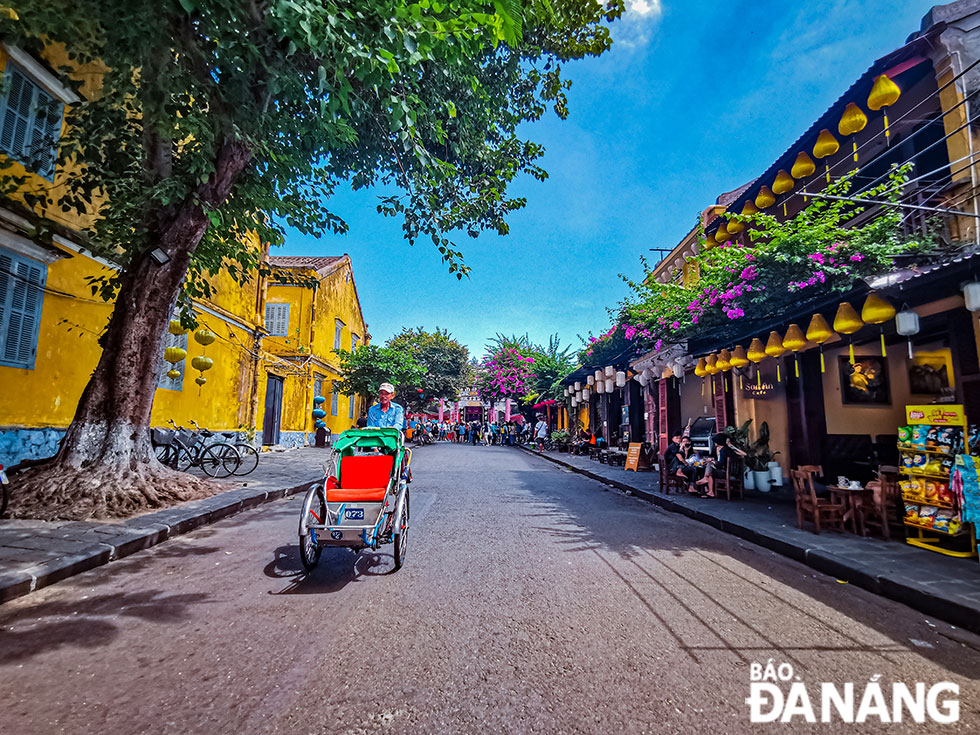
[11,142,252,520]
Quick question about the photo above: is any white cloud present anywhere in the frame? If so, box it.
[625,0,662,17]
[614,0,663,49]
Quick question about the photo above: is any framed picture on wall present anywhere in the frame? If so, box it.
[839,356,890,405]
[908,349,954,395]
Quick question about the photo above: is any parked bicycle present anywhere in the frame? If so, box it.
[152,420,240,478]
[189,420,259,476]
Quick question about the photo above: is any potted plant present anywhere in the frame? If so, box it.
[743,421,779,492]
[725,420,757,490]
[551,429,570,452]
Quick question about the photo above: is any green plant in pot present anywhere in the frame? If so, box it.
[551,429,569,451]
[743,421,780,491]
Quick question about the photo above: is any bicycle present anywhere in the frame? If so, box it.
[190,420,259,476]
[152,420,240,478]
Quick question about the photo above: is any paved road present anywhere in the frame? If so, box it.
[1,444,979,734]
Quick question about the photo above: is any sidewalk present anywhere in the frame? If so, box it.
[522,446,980,635]
[0,446,338,604]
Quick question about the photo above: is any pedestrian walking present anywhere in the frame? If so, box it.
[534,415,548,451]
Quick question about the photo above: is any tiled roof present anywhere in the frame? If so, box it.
[268,255,346,275]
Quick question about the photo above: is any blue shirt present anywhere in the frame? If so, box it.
[367,401,405,430]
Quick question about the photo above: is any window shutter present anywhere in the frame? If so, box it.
[349,394,355,419]
[0,252,45,369]
[331,389,339,416]
[265,303,289,336]
[0,64,63,179]
[0,66,32,157]
[27,88,62,179]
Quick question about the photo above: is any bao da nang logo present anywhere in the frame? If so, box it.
[746,661,960,724]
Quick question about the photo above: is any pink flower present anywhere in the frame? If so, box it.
[849,253,864,262]
[670,321,680,330]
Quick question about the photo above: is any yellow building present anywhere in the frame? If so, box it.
[0,43,371,466]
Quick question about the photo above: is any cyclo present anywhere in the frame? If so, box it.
[297,427,411,571]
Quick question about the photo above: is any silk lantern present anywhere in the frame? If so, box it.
[772,170,795,216]
[193,328,216,346]
[782,323,807,378]
[833,302,865,364]
[730,344,750,388]
[867,73,901,141]
[616,371,627,387]
[755,186,776,210]
[895,309,920,358]
[168,320,187,336]
[765,331,787,382]
[747,338,767,388]
[694,358,708,377]
[727,216,745,234]
[715,223,730,244]
[164,346,186,364]
[791,152,816,202]
[963,281,980,311]
[806,313,835,372]
[166,368,180,381]
[861,292,896,356]
[838,102,868,162]
[717,348,732,371]
[813,129,840,183]
[705,354,719,375]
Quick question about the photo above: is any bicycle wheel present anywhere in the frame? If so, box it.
[232,443,260,476]
[299,486,325,571]
[153,443,173,467]
[393,487,410,570]
[173,443,193,472]
[200,444,240,478]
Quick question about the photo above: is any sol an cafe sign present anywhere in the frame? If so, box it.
[746,661,959,724]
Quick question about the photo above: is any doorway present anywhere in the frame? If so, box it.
[263,374,284,445]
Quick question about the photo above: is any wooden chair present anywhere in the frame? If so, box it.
[797,464,824,482]
[790,469,845,534]
[659,457,686,495]
[713,456,744,501]
[866,468,902,540]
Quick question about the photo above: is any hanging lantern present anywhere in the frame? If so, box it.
[166,368,181,381]
[312,407,327,419]
[596,380,605,394]
[587,375,595,386]
[813,129,840,183]
[604,366,614,378]
[834,302,865,364]
[168,319,187,336]
[615,371,627,387]
[727,217,745,234]
[717,348,732,371]
[838,102,868,162]
[190,356,214,372]
[604,377,615,393]
[867,73,901,140]
[755,186,776,210]
[315,419,327,429]
[313,395,326,406]
[164,346,187,364]
[694,358,708,377]
[963,281,980,311]
[194,328,216,346]
[741,200,759,217]
[582,388,591,400]
[782,324,807,377]
[772,169,794,195]
[747,338,767,388]
[661,366,673,380]
[594,370,603,383]
[715,223,730,243]
[896,309,920,358]
[861,292,896,356]
[765,331,787,382]
[806,313,836,373]
[195,376,207,387]
[791,152,816,179]
[704,354,718,375]
[574,381,582,391]
[730,345,749,388]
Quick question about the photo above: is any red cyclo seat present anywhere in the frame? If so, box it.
[325,454,394,502]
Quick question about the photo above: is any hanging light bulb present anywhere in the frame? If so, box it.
[782,323,807,378]
[895,309,920,358]
[838,102,868,163]
[867,73,901,141]
[755,186,776,210]
[765,331,787,382]
[747,338,767,388]
[861,292,896,356]
[806,313,836,373]
[833,302,865,364]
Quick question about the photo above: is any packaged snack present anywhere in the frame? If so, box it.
[937,483,953,505]
[940,456,954,475]
[936,427,954,453]
[918,505,938,527]
[912,426,929,448]
[904,503,920,524]
[949,515,962,535]
[902,453,915,469]
[924,481,940,502]
[921,457,940,472]
[933,510,955,533]
[950,427,965,454]
[899,480,913,496]
[926,427,939,449]
[897,426,913,445]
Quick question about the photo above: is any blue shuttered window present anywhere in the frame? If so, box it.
[331,387,339,416]
[0,249,46,369]
[265,302,289,336]
[0,62,63,180]
[349,393,355,419]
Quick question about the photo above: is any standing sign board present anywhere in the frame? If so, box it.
[625,442,651,472]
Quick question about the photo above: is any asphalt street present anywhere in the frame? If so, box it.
[1,443,979,734]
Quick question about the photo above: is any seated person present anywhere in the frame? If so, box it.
[701,432,747,498]
[664,435,702,494]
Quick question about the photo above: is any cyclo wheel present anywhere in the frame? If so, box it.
[299,485,325,571]
[232,443,260,476]
[200,444,240,478]
[394,487,410,570]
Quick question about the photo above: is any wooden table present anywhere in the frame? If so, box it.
[828,485,873,535]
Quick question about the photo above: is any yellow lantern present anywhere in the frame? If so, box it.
[166,368,181,381]
[861,292,896,356]
[806,313,836,373]
[741,200,759,217]
[661,366,673,380]
[867,73,901,140]
[194,328,217,346]
[191,355,214,372]
[717,349,732,371]
[838,102,868,162]
[164,346,187,364]
[782,323,807,378]
[834,302,865,364]
[813,129,840,183]
[747,338,767,388]
[765,331,787,382]
[730,344,750,388]
[755,186,776,209]
[772,169,794,195]
[791,152,815,179]
[168,320,187,336]
[727,217,744,234]
[715,223,730,243]
[705,354,719,375]
[195,376,207,387]
[694,358,707,377]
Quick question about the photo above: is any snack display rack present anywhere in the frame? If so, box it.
[897,405,977,558]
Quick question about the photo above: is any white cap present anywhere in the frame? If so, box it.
[379,382,395,395]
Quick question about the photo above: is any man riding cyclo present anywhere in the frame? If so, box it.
[365,382,410,482]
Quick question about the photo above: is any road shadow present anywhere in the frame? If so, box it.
[265,544,396,595]
[0,588,208,664]
[507,463,980,679]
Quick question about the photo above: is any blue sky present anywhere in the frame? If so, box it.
[279,1,931,357]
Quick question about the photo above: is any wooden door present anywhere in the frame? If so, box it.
[263,374,284,445]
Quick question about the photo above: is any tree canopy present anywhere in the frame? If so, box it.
[335,344,425,403]
[386,327,471,411]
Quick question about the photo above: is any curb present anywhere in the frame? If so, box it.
[0,480,314,605]
[522,447,980,634]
